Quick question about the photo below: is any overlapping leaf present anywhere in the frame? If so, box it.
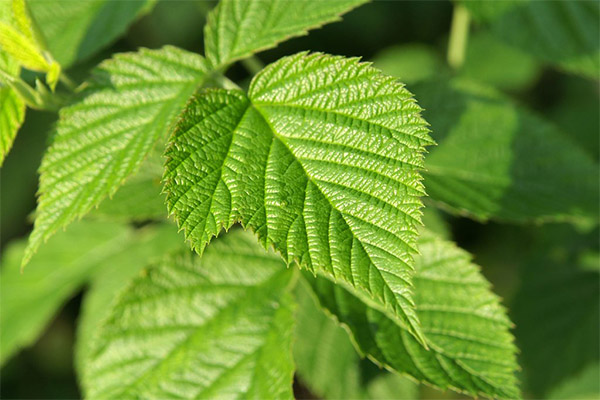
[83,230,296,400]
[305,230,519,399]
[464,0,599,80]
[24,46,210,264]
[415,78,599,223]
[204,0,367,68]
[164,52,433,343]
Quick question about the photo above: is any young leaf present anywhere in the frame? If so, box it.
[463,0,599,80]
[24,46,210,265]
[204,0,367,68]
[415,78,599,223]
[294,280,418,400]
[0,53,25,165]
[305,230,520,399]
[83,230,296,400]
[1,220,132,365]
[164,52,434,344]
[28,0,157,67]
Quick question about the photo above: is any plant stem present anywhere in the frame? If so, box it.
[447,3,471,70]
[241,56,265,76]
[59,72,77,91]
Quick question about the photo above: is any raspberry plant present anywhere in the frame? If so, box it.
[1,0,598,399]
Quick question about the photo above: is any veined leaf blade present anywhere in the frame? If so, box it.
[305,230,520,399]
[204,0,367,68]
[24,46,210,265]
[83,230,296,400]
[164,52,433,345]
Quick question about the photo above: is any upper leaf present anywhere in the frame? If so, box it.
[28,0,156,67]
[415,78,599,223]
[164,52,433,344]
[305,230,520,399]
[463,0,599,80]
[204,0,367,68]
[23,46,210,265]
[83,230,296,399]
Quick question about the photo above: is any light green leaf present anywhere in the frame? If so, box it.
[28,0,156,67]
[460,31,541,91]
[294,280,418,400]
[513,226,599,397]
[164,52,433,344]
[0,53,26,165]
[549,363,600,400]
[204,0,367,68]
[371,44,444,85]
[464,0,600,80]
[305,230,519,399]
[24,46,210,265]
[0,220,184,367]
[75,223,185,377]
[83,230,296,400]
[1,220,131,365]
[415,78,599,223]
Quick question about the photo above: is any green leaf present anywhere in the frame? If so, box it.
[28,0,156,67]
[464,0,600,80]
[371,44,444,85]
[460,31,541,91]
[305,230,520,399]
[0,53,26,165]
[164,52,433,344]
[0,220,184,367]
[1,220,131,365]
[294,280,418,400]
[549,363,600,400]
[83,230,296,400]
[415,78,599,223]
[204,0,367,68]
[513,225,599,396]
[24,46,210,265]
[75,223,185,377]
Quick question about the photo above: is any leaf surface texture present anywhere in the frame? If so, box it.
[84,230,295,400]
[24,46,210,264]
[204,0,367,68]
[305,230,520,399]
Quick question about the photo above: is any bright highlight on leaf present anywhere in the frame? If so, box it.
[305,230,520,399]
[164,51,434,345]
[83,231,296,400]
[204,0,367,68]
[23,46,210,265]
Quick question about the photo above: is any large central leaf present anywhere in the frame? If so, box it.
[164,52,433,343]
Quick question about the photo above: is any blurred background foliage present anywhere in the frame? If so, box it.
[1,0,598,399]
